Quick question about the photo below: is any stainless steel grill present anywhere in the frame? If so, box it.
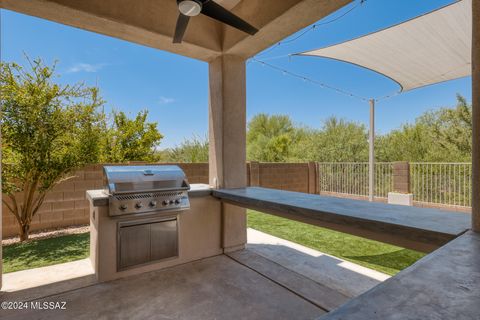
[104,165,190,217]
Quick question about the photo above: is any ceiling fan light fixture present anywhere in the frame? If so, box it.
[178,0,202,17]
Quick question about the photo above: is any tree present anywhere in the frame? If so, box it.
[101,110,163,162]
[429,95,472,161]
[247,114,299,162]
[246,115,370,162]
[163,135,209,163]
[376,95,472,162]
[291,117,369,162]
[375,123,433,162]
[1,59,104,241]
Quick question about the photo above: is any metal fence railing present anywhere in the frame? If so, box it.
[318,162,393,199]
[410,163,472,207]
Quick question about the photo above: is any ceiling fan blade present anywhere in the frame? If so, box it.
[173,13,190,43]
[201,1,258,35]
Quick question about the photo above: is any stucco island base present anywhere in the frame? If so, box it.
[87,185,225,282]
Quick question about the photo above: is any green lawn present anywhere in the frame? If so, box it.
[3,233,89,273]
[247,210,425,275]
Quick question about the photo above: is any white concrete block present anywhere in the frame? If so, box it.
[388,192,413,206]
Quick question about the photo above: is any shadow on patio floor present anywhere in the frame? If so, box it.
[247,228,389,297]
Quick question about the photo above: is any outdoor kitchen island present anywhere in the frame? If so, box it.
[87,181,222,282]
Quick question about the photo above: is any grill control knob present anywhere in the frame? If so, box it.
[149,201,157,207]
[175,199,181,205]
[169,200,175,205]
[135,202,143,209]
[162,200,169,206]
[119,204,128,211]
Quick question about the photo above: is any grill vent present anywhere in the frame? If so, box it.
[153,191,184,197]
[115,193,153,201]
[115,191,185,201]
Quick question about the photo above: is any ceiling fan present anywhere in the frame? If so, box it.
[173,0,258,43]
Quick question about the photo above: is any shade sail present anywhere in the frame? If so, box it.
[297,0,472,92]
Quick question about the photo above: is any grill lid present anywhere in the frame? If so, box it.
[104,165,190,195]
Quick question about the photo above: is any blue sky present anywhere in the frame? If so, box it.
[1,0,471,148]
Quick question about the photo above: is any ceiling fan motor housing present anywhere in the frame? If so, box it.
[178,0,203,17]
[174,0,258,43]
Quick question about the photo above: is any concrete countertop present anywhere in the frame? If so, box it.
[212,187,471,252]
[212,187,479,318]
[86,183,212,207]
[319,231,480,320]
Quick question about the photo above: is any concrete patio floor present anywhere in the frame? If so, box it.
[2,255,326,320]
[246,228,389,297]
[1,229,389,319]
[0,259,96,302]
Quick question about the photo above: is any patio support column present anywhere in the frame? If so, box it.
[208,54,247,252]
[0,125,2,289]
[368,99,375,202]
[472,0,480,232]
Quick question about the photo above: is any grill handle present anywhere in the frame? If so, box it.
[109,182,190,196]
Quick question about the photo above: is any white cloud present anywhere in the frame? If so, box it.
[159,96,175,104]
[67,63,106,73]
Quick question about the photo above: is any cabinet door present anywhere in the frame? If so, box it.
[119,224,151,269]
[150,219,178,261]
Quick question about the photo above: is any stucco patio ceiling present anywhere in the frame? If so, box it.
[0,0,352,61]
[297,0,472,91]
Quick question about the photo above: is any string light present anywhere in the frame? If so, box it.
[251,58,369,102]
[251,58,404,104]
[255,0,367,58]
[374,90,401,103]
[250,0,404,104]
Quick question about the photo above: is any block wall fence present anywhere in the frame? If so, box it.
[1,161,468,238]
[1,163,210,238]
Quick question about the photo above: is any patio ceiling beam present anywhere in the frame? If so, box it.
[223,0,352,58]
[0,0,223,61]
[0,0,353,62]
